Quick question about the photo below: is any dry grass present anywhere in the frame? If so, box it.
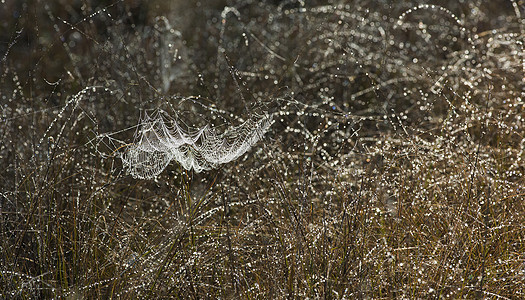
[1,0,524,298]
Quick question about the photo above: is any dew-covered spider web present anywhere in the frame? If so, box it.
[120,110,272,178]
[2,0,525,298]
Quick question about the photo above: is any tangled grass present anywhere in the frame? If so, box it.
[1,0,524,298]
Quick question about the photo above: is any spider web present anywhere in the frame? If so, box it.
[120,110,272,178]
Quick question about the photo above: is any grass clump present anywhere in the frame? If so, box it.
[1,0,524,298]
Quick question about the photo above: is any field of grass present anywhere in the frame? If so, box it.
[1,0,524,298]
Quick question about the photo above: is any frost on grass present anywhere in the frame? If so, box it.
[121,109,272,178]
